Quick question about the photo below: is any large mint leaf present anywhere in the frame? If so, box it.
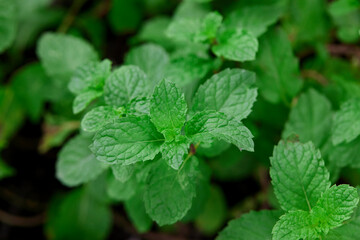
[46,188,111,240]
[37,33,98,83]
[185,111,254,152]
[250,27,302,104]
[283,89,332,148]
[191,68,257,121]
[332,98,360,145]
[160,138,190,169]
[217,210,283,240]
[68,59,112,95]
[125,192,153,233]
[329,136,360,168]
[270,141,331,211]
[104,65,149,107]
[224,3,283,37]
[212,29,258,62]
[81,106,121,133]
[144,157,200,225]
[91,116,164,165]
[56,135,107,187]
[150,80,187,139]
[125,43,169,84]
[0,0,17,53]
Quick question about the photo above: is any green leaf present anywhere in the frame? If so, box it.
[0,0,17,53]
[104,65,149,107]
[125,192,153,233]
[68,59,112,95]
[125,43,169,84]
[332,98,360,145]
[224,4,284,37]
[326,216,360,239]
[126,97,150,116]
[106,172,136,201]
[329,0,360,17]
[56,135,107,187]
[81,106,121,133]
[270,141,331,211]
[164,54,213,87]
[150,80,187,139]
[272,185,359,239]
[144,157,200,225]
[46,188,111,240]
[110,164,135,182]
[160,139,190,169]
[194,11,223,42]
[195,185,227,234]
[135,17,172,49]
[216,210,283,240]
[250,27,302,104]
[0,158,15,180]
[212,29,258,62]
[185,111,254,152]
[37,33,98,83]
[166,18,201,42]
[11,63,48,121]
[191,68,257,121]
[73,90,103,114]
[91,116,164,165]
[283,89,332,148]
[329,136,360,168]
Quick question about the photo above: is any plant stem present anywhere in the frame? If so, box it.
[57,0,88,33]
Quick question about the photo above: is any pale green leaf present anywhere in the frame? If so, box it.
[0,0,17,53]
[166,18,200,42]
[126,97,150,116]
[106,173,136,201]
[326,216,360,239]
[125,192,153,233]
[212,29,258,62]
[270,141,331,211]
[185,111,254,152]
[160,139,190,169]
[191,68,257,121]
[194,11,223,42]
[329,136,360,168]
[150,80,187,139]
[332,98,360,145]
[283,89,332,148]
[104,65,149,107]
[250,27,302,104]
[111,164,135,182]
[217,210,283,240]
[91,116,164,165]
[56,135,107,187]
[73,90,102,114]
[81,106,121,133]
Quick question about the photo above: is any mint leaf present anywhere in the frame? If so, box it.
[56,135,107,187]
[111,164,135,182]
[250,27,302,104]
[0,158,15,180]
[126,97,150,116]
[68,59,111,95]
[81,106,121,133]
[216,210,283,240]
[185,111,254,152]
[0,0,17,53]
[104,65,149,107]
[270,141,330,211]
[191,68,257,121]
[224,4,283,37]
[329,136,360,168]
[212,29,258,62]
[125,192,153,233]
[166,18,200,42]
[194,11,223,42]
[144,157,199,225]
[37,33,98,83]
[326,216,360,239]
[283,89,332,148]
[125,43,169,84]
[164,54,213,87]
[160,139,190,169]
[91,116,164,165]
[150,80,187,139]
[332,98,360,145]
[106,173,136,201]
[272,185,359,239]
[135,17,172,49]
[73,90,103,114]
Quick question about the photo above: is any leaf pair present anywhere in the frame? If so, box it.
[91,68,257,170]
